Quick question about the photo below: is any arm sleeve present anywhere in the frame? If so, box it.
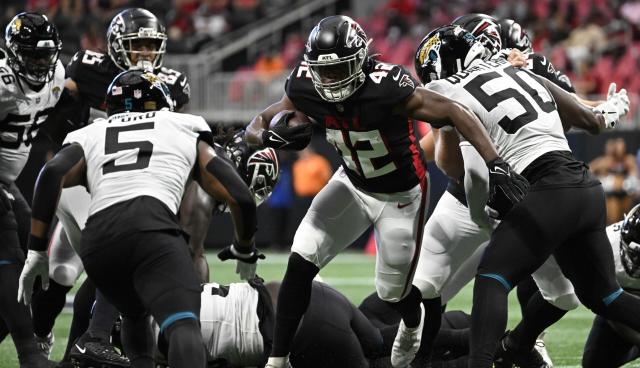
[528,54,575,93]
[460,141,491,230]
[204,156,257,245]
[32,143,85,224]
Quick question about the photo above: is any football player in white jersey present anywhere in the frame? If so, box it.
[418,25,640,368]
[412,17,630,367]
[17,70,261,368]
[583,204,640,367]
[0,12,63,368]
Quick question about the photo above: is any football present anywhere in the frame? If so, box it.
[269,109,312,129]
[269,109,313,149]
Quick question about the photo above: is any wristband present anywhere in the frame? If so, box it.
[28,234,49,252]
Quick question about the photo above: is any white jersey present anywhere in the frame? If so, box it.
[200,283,264,366]
[62,110,210,216]
[607,222,640,291]
[0,57,65,184]
[425,57,570,173]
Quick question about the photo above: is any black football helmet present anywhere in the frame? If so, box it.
[304,15,370,102]
[414,25,485,84]
[4,12,61,85]
[224,131,279,206]
[621,204,640,278]
[452,13,502,56]
[499,19,533,53]
[107,8,167,71]
[106,70,174,116]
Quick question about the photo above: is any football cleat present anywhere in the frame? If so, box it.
[35,332,54,359]
[391,303,425,368]
[534,332,554,367]
[69,334,130,367]
[264,356,292,368]
[495,331,551,368]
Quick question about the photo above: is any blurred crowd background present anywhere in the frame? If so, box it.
[2,0,640,249]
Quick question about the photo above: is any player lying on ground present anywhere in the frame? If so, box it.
[152,278,474,368]
[0,12,64,368]
[17,70,262,368]
[417,24,640,368]
[245,15,528,368]
[581,203,640,368]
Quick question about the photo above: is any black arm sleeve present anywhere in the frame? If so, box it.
[32,143,85,224]
[204,156,256,246]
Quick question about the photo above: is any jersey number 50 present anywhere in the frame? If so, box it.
[464,68,556,134]
[103,122,154,174]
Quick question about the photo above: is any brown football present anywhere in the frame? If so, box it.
[269,110,312,129]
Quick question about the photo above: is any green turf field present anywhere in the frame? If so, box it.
[1,251,639,367]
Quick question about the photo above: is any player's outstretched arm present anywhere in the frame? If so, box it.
[195,141,257,251]
[538,76,609,134]
[400,88,499,163]
[18,143,86,305]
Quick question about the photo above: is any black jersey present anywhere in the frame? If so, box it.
[286,60,426,193]
[525,53,575,93]
[64,50,190,124]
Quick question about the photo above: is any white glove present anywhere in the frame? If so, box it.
[595,83,629,129]
[236,260,258,281]
[18,250,49,305]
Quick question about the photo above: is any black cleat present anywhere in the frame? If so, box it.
[495,331,551,368]
[69,334,130,367]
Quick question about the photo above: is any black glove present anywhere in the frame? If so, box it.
[225,130,251,170]
[486,157,529,220]
[0,186,13,217]
[218,244,265,280]
[262,111,312,150]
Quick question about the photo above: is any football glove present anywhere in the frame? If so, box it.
[594,83,629,129]
[0,186,13,216]
[225,130,251,169]
[262,111,312,150]
[18,249,49,305]
[486,157,529,220]
[217,244,265,280]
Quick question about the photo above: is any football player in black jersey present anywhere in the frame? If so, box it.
[27,8,204,367]
[244,15,528,368]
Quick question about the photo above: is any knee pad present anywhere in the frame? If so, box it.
[412,279,440,300]
[50,264,81,287]
[547,293,581,311]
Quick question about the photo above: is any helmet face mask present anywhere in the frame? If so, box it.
[5,13,61,85]
[305,16,368,102]
[621,204,640,278]
[107,9,167,71]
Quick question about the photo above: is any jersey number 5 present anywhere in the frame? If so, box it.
[103,122,154,174]
[464,68,556,133]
